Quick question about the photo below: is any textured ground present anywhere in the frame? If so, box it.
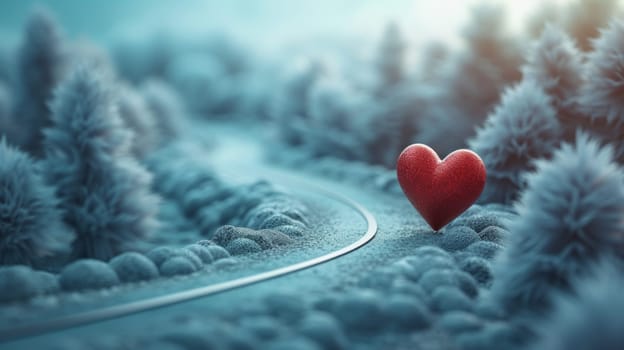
[1,121,514,350]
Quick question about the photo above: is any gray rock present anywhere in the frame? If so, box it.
[431,286,473,313]
[160,256,197,277]
[0,266,46,302]
[109,252,159,283]
[60,259,120,291]
[298,311,349,350]
[382,295,432,330]
[185,244,214,264]
[226,238,262,256]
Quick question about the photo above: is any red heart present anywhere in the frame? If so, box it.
[396,144,486,231]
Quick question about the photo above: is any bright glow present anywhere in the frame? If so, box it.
[0,0,582,51]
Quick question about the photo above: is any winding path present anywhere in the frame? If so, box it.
[0,172,378,343]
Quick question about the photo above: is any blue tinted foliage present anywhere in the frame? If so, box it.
[113,33,176,84]
[0,46,13,84]
[375,22,406,94]
[43,67,159,261]
[491,135,624,314]
[535,262,624,350]
[269,5,523,167]
[563,0,619,51]
[523,25,583,110]
[0,3,623,349]
[470,81,561,204]
[13,8,66,156]
[140,79,184,143]
[0,82,12,139]
[523,25,585,142]
[0,139,72,266]
[449,5,522,121]
[116,83,159,158]
[578,19,624,163]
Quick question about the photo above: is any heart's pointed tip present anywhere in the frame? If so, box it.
[429,224,445,232]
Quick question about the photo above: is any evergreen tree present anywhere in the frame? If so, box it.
[526,2,560,39]
[43,67,159,261]
[14,8,66,156]
[0,45,13,84]
[116,84,158,159]
[470,81,561,204]
[535,262,624,350]
[375,22,406,94]
[449,4,522,123]
[0,82,11,140]
[523,25,585,141]
[274,59,324,146]
[563,0,620,51]
[306,77,362,160]
[0,139,72,266]
[140,79,184,144]
[577,19,624,163]
[421,4,522,156]
[523,25,584,109]
[365,85,427,167]
[490,135,624,315]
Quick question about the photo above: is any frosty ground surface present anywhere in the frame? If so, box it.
[2,121,510,349]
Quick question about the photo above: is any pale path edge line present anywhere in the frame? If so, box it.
[0,181,378,343]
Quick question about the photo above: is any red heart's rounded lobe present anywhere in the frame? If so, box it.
[396,144,486,231]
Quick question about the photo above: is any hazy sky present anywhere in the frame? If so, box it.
[0,0,579,51]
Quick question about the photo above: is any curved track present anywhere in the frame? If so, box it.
[0,180,377,343]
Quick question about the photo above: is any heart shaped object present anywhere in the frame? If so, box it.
[397,144,486,231]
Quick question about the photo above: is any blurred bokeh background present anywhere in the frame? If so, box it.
[0,0,621,171]
[0,1,601,53]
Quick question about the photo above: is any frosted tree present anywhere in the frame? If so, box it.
[365,85,429,167]
[414,102,471,158]
[14,8,66,156]
[167,53,238,117]
[113,33,176,83]
[578,19,624,163]
[0,139,72,266]
[306,77,362,160]
[0,45,12,84]
[490,135,624,315]
[420,4,522,156]
[523,25,585,141]
[526,2,560,39]
[116,84,158,159]
[535,262,624,350]
[449,4,522,123]
[274,59,324,146]
[523,25,584,109]
[69,39,117,79]
[0,82,12,140]
[418,42,450,83]
[470,81,561,205]
[563,0,620,51]
[140,79,184,144]
[43,67,159,261]
[206,36,249,77]
[375,22,406,94]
